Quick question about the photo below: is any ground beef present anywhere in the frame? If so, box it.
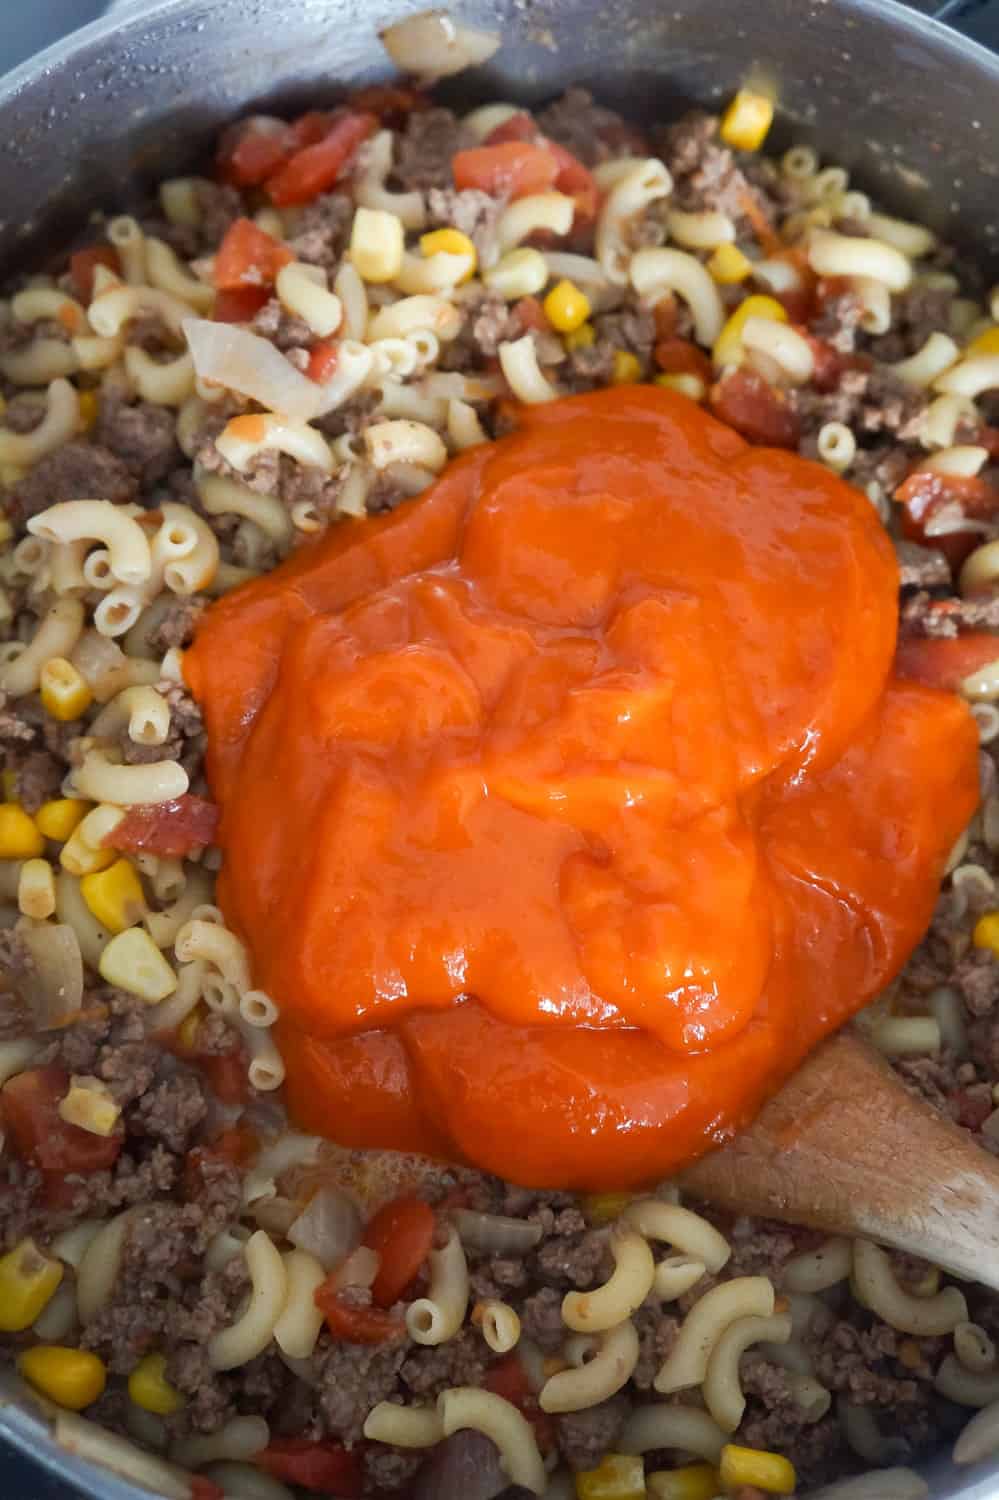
[518,1285,565,1352]
[394,108,474,193]
[632,1302,679,1389]
[251,297,315,351]
[954,951,999,1015]
[317,1338,408,1444]
[869,286,955,362]
[426,187,504,257]
[0,690,34,744]
[10,439,136,521]
[810,290,865,354]
[532,1217,610,1289]
[147,596,206,653]
[658,109,779,230]
[556,1394,630,1470]
[400,1325,489,1398]
[902,588,999,639]
[895,541,952,592]
[364,1444,425,1494]
[536,88,635,167]
[4,393,46,433]
[13,749,64,812]
[287,192,354,270]
[96,391,180,488]
[129,1069,208,1153]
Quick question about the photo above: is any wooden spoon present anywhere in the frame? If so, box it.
[680,1031,999,1290]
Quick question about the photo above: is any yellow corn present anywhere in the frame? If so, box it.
[648,1464,720,1500]
[2,768,18,800]
[19,1346,107,1411]
[128,1351,185,1415]
[349,206,405,284]
[544,279,592,334]
[612,350,642,385]
[0,804,44,859]
[713,293,787,368]
[708,243,753,285]
[0,1239,64,1332]
[974,911,999,958]
[718,1444,796,1495]
[565,322,596,352]
[420,228,477,282]
[719,89,775,152]
[59,1075,121,1137]
[655,373,706,402]
[77,390,99,433]
[35,797,91,843]
[39,657,93,723]
[177,1004,204,1052]
[584,1192,634,1224]
[575,1453,646,1500]
[967,324,999,357]
[18,858,56,920]
[80,857,146,935]
[99,927,178,1003]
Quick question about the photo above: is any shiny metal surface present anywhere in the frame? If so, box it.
[3,0,999,1494]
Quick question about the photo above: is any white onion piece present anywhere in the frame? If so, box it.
[331,1245,381,1291]
[17,918,84,1029]
[288,1187,362,1270]
[183,319,323,422]
[452,1208,544,1255]
[380,10,500,80]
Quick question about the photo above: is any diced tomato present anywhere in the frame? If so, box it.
[306,340,340,384]
[347,84,431,126]
[212,1125,259,1167]
[545,141,600,226]
[952,1088,994,1131]
[653,296,680,341]
[709,368,800,449]
[214,218,294,291]
[1,1067,122,1173]
[314,1281,406,1344]
[257,1438,363,1496]
[288,110,336,150]
[40,1172,83,1211]
[199,1050,250,1108]
[895,632,999,692]
[484,111,537,145]
[453,141,560,200]
[895,469,999,571]
[69,245,121,302]
[213,285,271,323]
[190,1479,225,1500]
[266,112,378,206]
[105,795,220,858]
[217,115,295,187]
[654,337,713,384]
[484,1354,556,1453]
[362,1195,435,1308]
[515,296,550,334]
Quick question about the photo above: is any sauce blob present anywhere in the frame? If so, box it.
[185,387,980,1188]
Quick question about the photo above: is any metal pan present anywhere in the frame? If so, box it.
[2,0,999,1493]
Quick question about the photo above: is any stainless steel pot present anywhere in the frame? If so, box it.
[2,0,999,1493]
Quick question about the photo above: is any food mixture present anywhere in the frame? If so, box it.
[2,39,999,1500]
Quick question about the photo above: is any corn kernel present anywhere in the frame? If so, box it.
[713,294,787,368]
[39,657,93,723]
[349,206,405,284]
[177,1004,204,1053]
[0,1239,64,1332]
[128,1352,185,1415]
[544,279,592,334]
[77,390,99,433]
[18,858,56,920]
[584,1192,634,1224]
[719,89,775,152]
[575,1453,646,1500]
[99,927,178,1003]
[718,1444,796,1496]
[1,768,17,800]
[967,324,999,358]
[19,1346,107,1411]
[648,1464,720,1500]
[80,857,146,935]
[708,243,753,285]
[35,798,91,843]
[654,373,706,402]
[565,322,596,352]
[420,228,477,283]
[58,1075,121,1137]
[483,247,549,301]
[612,351,642,385]
[974,911,999,958]
[0,804,44,859]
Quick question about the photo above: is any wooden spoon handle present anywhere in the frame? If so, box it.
[680,1031,999,1289]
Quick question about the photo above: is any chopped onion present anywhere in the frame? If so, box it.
[183,319,325,423]
[288,1186,361,1270]
[452,1208,544,1255]
[380,10,500,81]
[331,1245,380,1291]
[252,1195,301,1237]
[17,918,83,1029]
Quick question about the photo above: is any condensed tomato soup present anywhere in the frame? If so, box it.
[185,386,980,1188]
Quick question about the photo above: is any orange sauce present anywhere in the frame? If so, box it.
[185,387,980,1188]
